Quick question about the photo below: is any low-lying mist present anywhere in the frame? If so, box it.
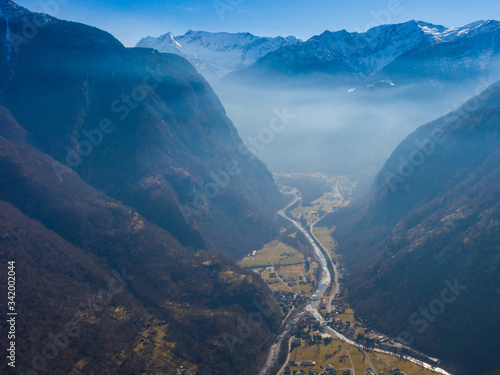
[212,77,493,186]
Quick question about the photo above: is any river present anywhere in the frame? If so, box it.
[259,187,454,375]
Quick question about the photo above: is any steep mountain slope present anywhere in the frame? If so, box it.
[226,20,500,87]
[136,30,301,80]
[0,106,280,374]
[321,83,500,374]
[0,0,285,259]
[376,21,500,85]
[216,19,500,181]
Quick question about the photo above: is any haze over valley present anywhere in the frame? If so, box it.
[1,1,499,375]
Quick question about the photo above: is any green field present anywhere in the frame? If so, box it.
[239,238,319,296]
[289,339,442,375]
[368,352,441,375]
[239,240,305,268]
[313,226,336,252]
[261,261,318,295]
[290,340,368,374]
[291,205,318,215]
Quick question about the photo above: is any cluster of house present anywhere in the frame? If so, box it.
[282,313,409,375]
[273,290,308,315]
[295,315,324,332]
[173,366,192,375]
[285,362,402,375]
[327,318,356,337]
[322,308,339,319]
[267,273,312,288]
[263,268,314,293]
[322,301,346,315]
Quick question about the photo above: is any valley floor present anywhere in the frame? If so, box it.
[239,173,453,375]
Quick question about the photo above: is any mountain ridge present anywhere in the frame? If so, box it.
[223,19,500,87]
[0,1,286,373]
[136,30,302,80]
[0,0,286,258]
[320,81,500,374]
[0,106,281,374]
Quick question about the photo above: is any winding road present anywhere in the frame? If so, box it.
[259,187,454,375]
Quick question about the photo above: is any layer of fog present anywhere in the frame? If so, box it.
[212,79,489,186]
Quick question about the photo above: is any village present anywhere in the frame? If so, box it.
[241,175,444,375]
[240,231,425,375]
[280,310,437,375]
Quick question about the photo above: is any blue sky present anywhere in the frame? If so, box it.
[15,0,500,46]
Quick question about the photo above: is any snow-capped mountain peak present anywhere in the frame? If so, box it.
[418,20,500,42]
[279,20,435,77]
[136,32,183,53]
[136,31,302,80]
[137,20,500,83]
[415,21,447,36]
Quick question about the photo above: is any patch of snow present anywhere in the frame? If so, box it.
[137,19,500,81]
[136,31,302,80]
[419,20,500,43]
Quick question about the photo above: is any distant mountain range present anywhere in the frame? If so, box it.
[321,81,500,374]
[138,20,500,87]
[227,20,500,87]
[136,31,301,80]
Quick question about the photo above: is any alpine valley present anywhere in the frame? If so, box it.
[0,1,499,375]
